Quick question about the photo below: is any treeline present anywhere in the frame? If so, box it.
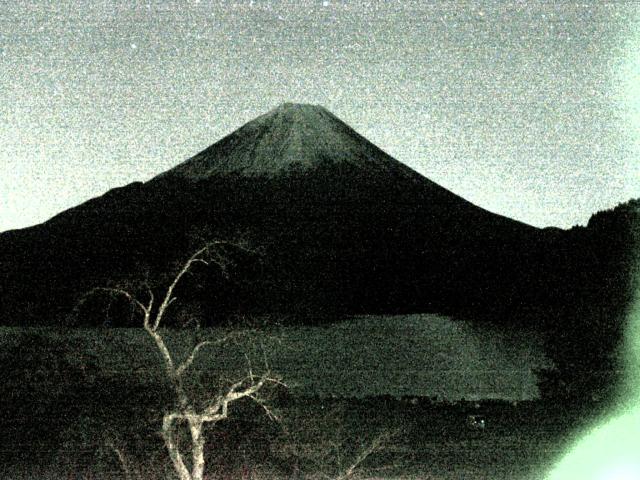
[536,199,640,401]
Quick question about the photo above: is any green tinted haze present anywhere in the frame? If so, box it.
[546,291,640,479]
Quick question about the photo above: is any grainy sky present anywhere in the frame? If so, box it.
[1,0,639,232]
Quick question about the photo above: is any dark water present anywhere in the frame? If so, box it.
[0,313,550,401]
[272,314,550,400]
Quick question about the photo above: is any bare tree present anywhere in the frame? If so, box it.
[89,242,282,480]
[274,404,400,480]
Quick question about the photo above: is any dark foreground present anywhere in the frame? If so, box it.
[0,390,602,480]
[0,328,606,480]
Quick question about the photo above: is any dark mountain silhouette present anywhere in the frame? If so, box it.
[0,103,638,397]
[0,103,542,322]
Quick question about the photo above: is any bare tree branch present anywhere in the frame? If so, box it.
[152,240,256,331]
[176,331,245,377]
[153,245,210,331]
[175,340,214,377]
[88,241,275,480]
[105,438,135,480]
[276,409,398,480]
[336,431,395,480]
[87,287,149,316]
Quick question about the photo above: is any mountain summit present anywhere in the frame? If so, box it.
[163,102,412,179]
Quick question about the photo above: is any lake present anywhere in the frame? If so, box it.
[0,313,550,401]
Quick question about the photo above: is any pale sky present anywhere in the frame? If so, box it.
[1,0,639,232]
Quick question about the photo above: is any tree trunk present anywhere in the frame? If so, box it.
[163,414,192,480]
[190,419,206,480]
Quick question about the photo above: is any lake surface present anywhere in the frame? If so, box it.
[0,314,550,401]
[272,314,550,400]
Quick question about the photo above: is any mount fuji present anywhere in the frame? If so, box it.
[0,104,635,341]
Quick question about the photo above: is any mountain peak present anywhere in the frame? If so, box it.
[269,102,328,115]
[256,102,339,133]
[162,103,408,179]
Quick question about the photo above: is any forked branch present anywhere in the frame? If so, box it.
[88,242,277,480]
